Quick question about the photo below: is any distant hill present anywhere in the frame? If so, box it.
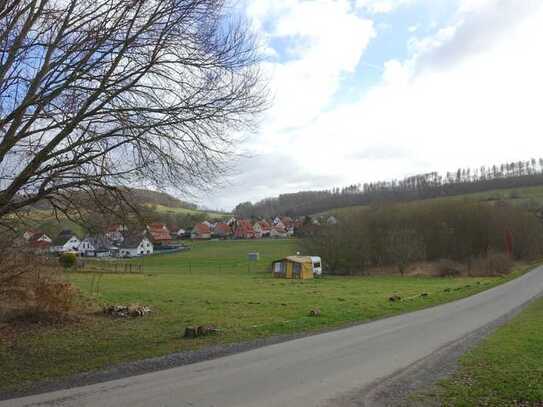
[126,188,198,210]
[234,158,543,218]
[30,187,199,211]
[317,185,543,218]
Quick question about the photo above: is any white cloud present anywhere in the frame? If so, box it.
[204,0,543,210]
[283,0,543,185]
[250,0,375,130]
[355,0,415,14]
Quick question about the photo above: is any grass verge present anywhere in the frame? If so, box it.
[411,294,543,406]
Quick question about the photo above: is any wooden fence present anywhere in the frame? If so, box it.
[75,260,144,274]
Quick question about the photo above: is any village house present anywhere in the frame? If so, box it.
[192,222,212,239]
[270,224,288,239]
[253,220,271,239]
[105,224,127,243]
[25,231,53,253]
[281,216,294,228]
[146,223,172,246]
[79,235,113,257]
[233,219,255,239]
[50,230,81,253]
[23,230,52,244]
[202,220,216,232]
[118,236,153,257]
[212,222,231,239]
[176,228,188,239]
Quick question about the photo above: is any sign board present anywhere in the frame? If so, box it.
[247,252,260,262]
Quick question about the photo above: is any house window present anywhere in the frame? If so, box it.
[274,262,284,273]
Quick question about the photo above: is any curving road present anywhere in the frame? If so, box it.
[4,266,543,407]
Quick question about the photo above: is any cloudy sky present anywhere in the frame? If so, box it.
[200,0,543,211]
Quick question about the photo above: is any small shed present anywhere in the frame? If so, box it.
[271,256,315,280]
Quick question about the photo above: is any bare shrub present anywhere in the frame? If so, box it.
[1,240,81,323]
[34,279,80,320]
[470,252,513,277]
[435,259,465,277]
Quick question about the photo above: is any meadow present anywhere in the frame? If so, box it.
[0,239,536,393]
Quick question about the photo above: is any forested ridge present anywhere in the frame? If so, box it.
[235,158,543,217]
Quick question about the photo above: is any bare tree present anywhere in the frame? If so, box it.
[385,228,425,276]
[0,0,267,226]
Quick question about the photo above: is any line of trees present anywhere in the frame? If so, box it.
[234,158,543,218]
[300,201,543,275]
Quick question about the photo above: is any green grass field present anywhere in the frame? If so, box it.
[412,296,543,406]
[0,240,535,393]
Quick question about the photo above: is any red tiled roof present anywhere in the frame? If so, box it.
[234,220,255,238]
[28,231,46,241]
[194,223,211,235]
[148,223,167,231]
[146,223,171,242]
[257,220,271,230]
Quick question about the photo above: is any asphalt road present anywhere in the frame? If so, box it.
[4,266,543,407]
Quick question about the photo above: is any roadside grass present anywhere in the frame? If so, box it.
[0,240,536,393]
[411,295,543,407]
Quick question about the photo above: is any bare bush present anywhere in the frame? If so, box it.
[0,239,80,323]
[470,252,513,277]
[435,259,465,277]
[304,201,543,275]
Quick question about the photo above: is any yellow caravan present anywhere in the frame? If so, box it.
[272,256,321,280]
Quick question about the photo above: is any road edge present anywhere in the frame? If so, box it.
[329,290,543,406]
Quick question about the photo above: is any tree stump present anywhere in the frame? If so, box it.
[197,324,217,336]
[184,326,198,338]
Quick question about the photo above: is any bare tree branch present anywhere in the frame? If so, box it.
[0,0,267,221]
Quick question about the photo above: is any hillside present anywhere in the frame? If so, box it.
[234,159,543,217]
[22,189,228,236]
[29,187,198,211]
[318,185,543,217]
[126,188,198,210]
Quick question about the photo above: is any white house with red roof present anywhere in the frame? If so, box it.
[253,220,271,238]
[146,223,172,245]
[191,223,212,239]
